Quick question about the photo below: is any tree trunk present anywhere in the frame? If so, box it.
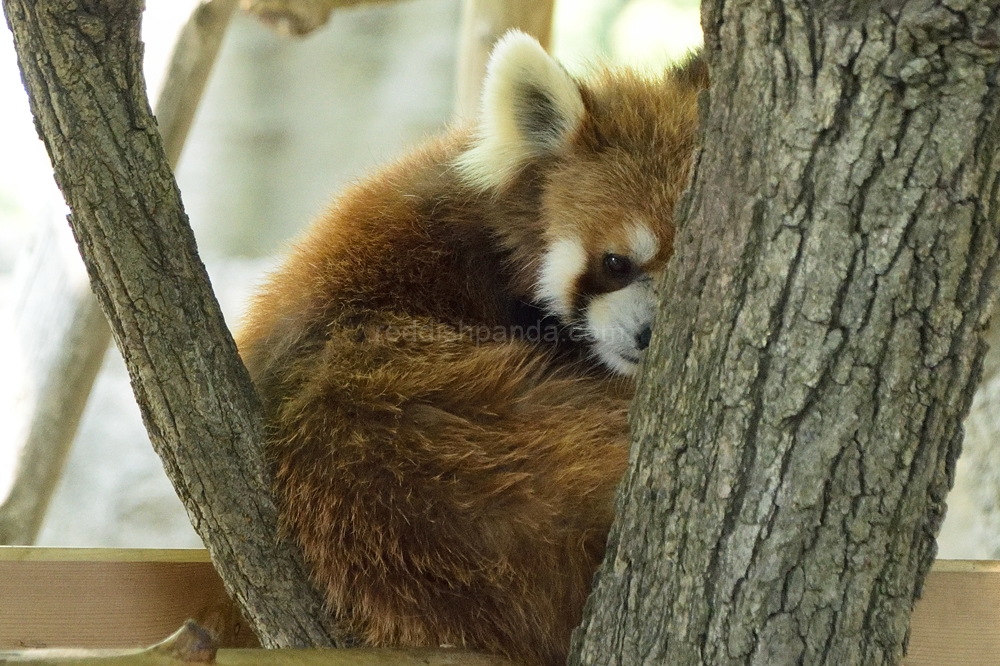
[570,1,1000,665]
[0,0,237,548]
[1,0,349,648]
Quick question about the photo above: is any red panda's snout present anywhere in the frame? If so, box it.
[536,221,664,375]
[583,276,657,376]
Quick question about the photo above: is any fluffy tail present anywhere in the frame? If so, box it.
[251,312,629,666]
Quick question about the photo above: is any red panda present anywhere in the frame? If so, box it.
[236,31,706,666]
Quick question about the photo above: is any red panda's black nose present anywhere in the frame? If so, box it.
[636,326,652,351]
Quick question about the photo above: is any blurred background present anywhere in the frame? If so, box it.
[1,0,996,561]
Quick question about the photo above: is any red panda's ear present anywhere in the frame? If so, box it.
[455,30,585,191]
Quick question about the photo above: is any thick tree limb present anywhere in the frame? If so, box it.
[571,1,1000,664]
[1,0,348,647]
[0,0,238,546]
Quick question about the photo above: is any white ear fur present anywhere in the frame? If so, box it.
[455,30,585,191]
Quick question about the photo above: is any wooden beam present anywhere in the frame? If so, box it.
[0,648,510,665]
[0,548,256,649]
[454,0,556,121]
[1,549,998,663]
[904,560,1000,666]
[0,619,511,664]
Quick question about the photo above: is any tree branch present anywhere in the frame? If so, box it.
[1,0,348,647]
[0,0,238,548]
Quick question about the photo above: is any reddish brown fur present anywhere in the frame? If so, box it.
[237,55,706,666]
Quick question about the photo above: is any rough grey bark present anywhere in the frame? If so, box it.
[0,0,237,548]
[0,0,349,648]
[571,1,1000,665]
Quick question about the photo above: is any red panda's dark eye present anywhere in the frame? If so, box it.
[603,253,633,277]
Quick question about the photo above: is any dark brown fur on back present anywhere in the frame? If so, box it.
[237,52,705,666]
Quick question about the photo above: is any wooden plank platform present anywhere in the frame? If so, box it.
[0,548,256,649]
[1,548,997,664]
[905,560,1000,666]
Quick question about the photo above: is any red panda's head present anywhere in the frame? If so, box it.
[456,31,705,377]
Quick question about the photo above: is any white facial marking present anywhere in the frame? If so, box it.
[536,237,587,320]
[585,279,657,376]
[628,222,660,266]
